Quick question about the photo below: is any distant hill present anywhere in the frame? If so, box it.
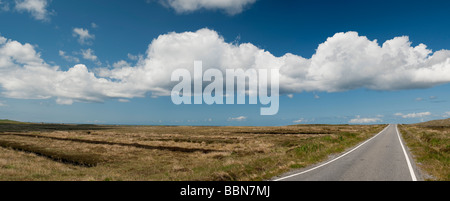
[413,118,450,127]
[0,119,25,124]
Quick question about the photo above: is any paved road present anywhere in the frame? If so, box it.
[273,124,419,181]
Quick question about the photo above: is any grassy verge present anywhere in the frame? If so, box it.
[0,123,385,181]
[398,124,450,181]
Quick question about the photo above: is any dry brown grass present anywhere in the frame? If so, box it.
[399,124,450,181]
[0,122,385,181]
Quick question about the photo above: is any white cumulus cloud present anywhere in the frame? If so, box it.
[2,28,450,105]
[0,36,138,103]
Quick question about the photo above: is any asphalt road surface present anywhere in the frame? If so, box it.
[273,124,419,181]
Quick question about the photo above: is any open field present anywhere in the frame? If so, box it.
[0,121,384,181]
[399,122,450,181]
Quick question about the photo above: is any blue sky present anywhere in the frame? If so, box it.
[1,0,450,126]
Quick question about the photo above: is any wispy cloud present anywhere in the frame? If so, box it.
[0,0,10,12]
[442,112,450,118]
[59,50,79,63]
[80,48,100,64]
[14,0,51,21]
[349,116,382,124]
[158,0,257,15]
[293,118,305,123]
[112,60,130,69]
[394,112,431,118]
[228,116,247,122]
[73,28,95,45]
[127,53,140,61]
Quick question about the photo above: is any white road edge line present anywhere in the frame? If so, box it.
[273,124,391,181]
[395,125,418,181]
